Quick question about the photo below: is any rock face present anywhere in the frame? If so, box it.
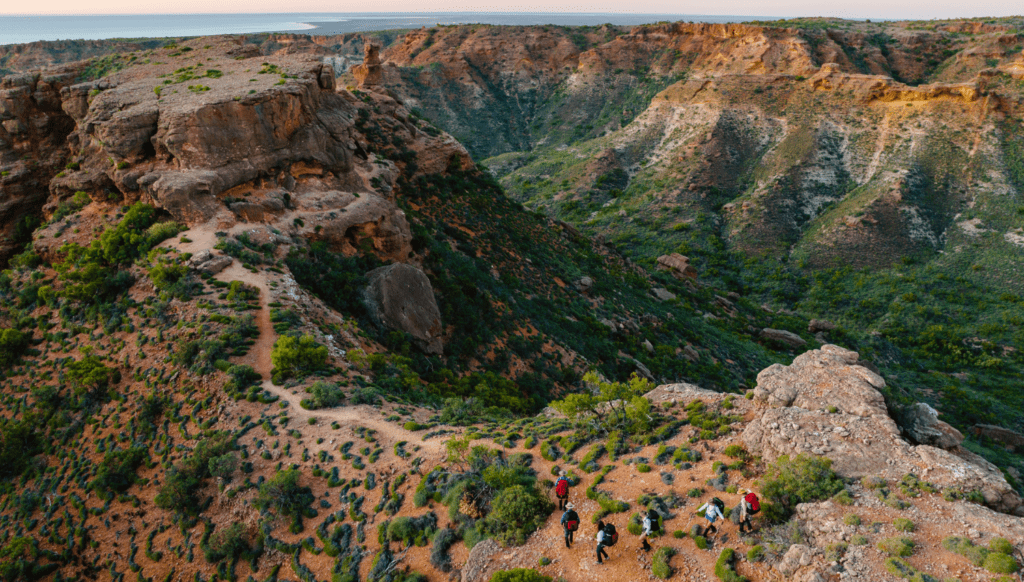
[972,424,1024,450]
[760,328,807,349]
[186,250,233,275]
[0,69,78,263]
[352,43,383,89]
[656,253,698,279]
[807,319,836,333]
[363,263,443,355]
[901,402,964,449]
[743,345,1024,516]
[461,539,501,582]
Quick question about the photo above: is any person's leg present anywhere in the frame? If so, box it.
[569,530,574,545]
[706,521,717,535]
[596,544,603,563]
[642,538,652,551]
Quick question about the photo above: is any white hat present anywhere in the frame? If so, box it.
[565,502,574,509]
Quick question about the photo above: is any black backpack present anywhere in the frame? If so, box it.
[647,509,660,523]
[564,510,579,532]
[604,524,618,546]
[712,497,725,511]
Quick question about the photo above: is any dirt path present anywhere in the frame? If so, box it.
[210,250,451,459]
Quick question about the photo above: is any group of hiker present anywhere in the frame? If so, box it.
[554,471,760,565]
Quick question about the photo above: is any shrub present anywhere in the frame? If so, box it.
[984,552,1019,574]
[66,352,120,397]
[723,445,747,459]
[877,537,914,557]
[0,329,29,367]
[652,547,676,579]
[91,446,147,495]
[489,569,552,582]
[253,469,315,533]
[694,535,708,550]
[549,372,653,435]
[843,514,861,526]
[485,485,554,546]
[990,538,1015,555]
[747,545,764,562]
[637,463,651,473]
[893,518,914,533]
[673,530,685,539]
[943,536,989,566]
[271,335,328,382]
[204,523,258,563]
[302,381,343,409]
[851,534,868,545]
[714,548,747,582]
[758,454,844,522]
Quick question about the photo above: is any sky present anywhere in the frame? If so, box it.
[1,0,1021,19]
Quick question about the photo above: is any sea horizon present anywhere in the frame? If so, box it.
[0,11,780,46]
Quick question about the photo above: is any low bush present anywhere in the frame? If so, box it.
[652,547,676,579]
[877,537,914,557]
[714,548,747,582]
[254,469,315,533]
[747,545,764,562]
[302,381,344,409]
[893,518,914,533]
[0,329,29,367]
[758,454,844,522]
[489,569,552,582]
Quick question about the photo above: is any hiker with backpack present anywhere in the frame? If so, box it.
[640,509,658,551]
[595,520,617,564]
[555,471,571,510]
[697,496,726,537]
[738,489,760,533]
[561,502,580,548]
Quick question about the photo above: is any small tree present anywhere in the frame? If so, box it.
[271,335,328,382]
[758,454,845,522]
[550,372,653,435]
[254,469,315,532]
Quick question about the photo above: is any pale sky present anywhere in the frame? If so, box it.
[2,0,1021,19]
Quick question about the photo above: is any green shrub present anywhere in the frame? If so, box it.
[877,537,914,557]
[652,547,676,579]
[984,552,1019,574]
[489,569,552,582]
[271,335,328,382]
[943,536,989,566]
[893,518,914,533]
[723,445,747,459]
[843,514,861,526]
[637,463,651,473]
[253,469,315,533]
[91,446,147,495]
[485,485,553,546]
[714,548,747,582]
[694,535,708,550]
[851,534,868,545]
[746,545,764,562]
[673,530,685,539]
[990,538,1015,555]
[0,329,29,367]
[758,454,844,521]
[302,381,343,409]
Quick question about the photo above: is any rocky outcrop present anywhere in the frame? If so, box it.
[808,319,836,333]
[363,263,443,355]
[461,539,502,582]
[743,345,1024,516]
[352,43,383,89]
[656,253,698,279]
[0,68,78,263]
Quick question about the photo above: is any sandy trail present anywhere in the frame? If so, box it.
[864,111,891,182]
[205,243,449,458]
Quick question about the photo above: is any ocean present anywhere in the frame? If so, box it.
[0,12,773,46]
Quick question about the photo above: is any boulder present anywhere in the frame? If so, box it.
[778,544,814,577]
[652,287,677,301]
[743,345,1024,515]
[901,402,963,449]
[656,253,698,279]
[461,539,501,582]
[363,263,443,355]
[972,424,1024,450]
[808,319,837,333]
[760,328,807,349]
[187,250,233,275]
[575,276,594,293]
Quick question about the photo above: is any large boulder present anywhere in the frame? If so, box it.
[656,253,698,279]
[352,43,383,89]
[743,345,1024,516]
[363,263,443,355]
[901,402,963,449]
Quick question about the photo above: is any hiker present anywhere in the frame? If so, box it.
[555,471,571,510]
[561,502,580,548]
[640,509,657,551]
[596,520,617,564]
[697,496,725,536]
[738,489,760,533]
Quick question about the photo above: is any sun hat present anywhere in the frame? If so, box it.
[565,502,575,510]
